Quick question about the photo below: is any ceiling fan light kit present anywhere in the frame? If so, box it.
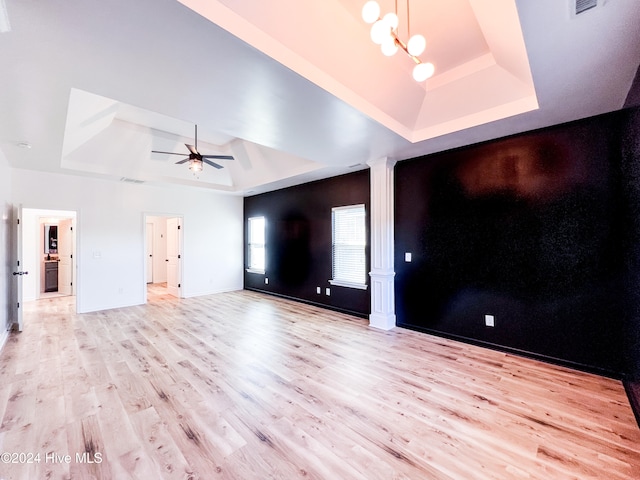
[189,159,203,172]
[151,124,234,172]
[361,0,435,82]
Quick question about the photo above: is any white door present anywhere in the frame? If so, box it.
[166,217,181,297]
[11,205,26,331]
[58,219,73,296]
[146,222,154,284]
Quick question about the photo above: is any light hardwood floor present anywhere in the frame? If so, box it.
[0,286,639,479]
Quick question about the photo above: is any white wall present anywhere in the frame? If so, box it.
[0,149,11,343]
[11,169,244,313]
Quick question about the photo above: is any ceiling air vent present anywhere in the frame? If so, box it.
[120,177,145,184]
[575,0,598,15]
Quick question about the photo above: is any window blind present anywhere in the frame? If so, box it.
[332,205,366,286]
[248,216,265,271]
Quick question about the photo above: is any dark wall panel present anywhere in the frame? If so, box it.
[620,107,640,381]
[244,170,370,317]
[395,112,631,377]
[624,63,640,108]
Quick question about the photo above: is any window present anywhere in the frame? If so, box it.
[247,216,266,273]
[330,204,367,289]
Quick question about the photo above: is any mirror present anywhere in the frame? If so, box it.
[44,224,58,254]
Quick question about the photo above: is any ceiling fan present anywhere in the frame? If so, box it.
[151,124,234,172]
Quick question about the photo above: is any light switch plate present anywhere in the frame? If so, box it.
[485,314,495,327]
[405,252,412,262]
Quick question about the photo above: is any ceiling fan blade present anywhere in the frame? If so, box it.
[185,144,198,155]
[152,150,188,156]
[203,159,224,169]
[201,155,234,160]
[175,157,190,164]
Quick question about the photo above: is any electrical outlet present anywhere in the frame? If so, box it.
[485,314,495,327]
[325,288,330,296]
[316,287,321,294]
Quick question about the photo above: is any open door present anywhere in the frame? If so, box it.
[58,218,73,296]
[146,222,153,284]
[166,217,182,297]
[10,205,27,331]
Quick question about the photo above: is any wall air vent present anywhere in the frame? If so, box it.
[120,177,145,184]
[575,0,598,15]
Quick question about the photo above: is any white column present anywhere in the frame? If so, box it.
[367,157,396,330]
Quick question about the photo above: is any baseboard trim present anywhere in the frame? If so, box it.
[244,287,369,319]
[0,327,10,354]
[397,322,624,380]
[369,312,396,330]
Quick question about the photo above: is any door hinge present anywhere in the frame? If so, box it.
[178,283,181,288]
[17,260,20,267]
[16,218,20,225]
[71,254,73,259]
[17,302,20,309]
[178,225,181,230]
[178,254,181,259]
[70,226,73,231]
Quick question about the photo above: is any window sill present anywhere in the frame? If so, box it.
[329,279,368,290]
[246,268,265,275]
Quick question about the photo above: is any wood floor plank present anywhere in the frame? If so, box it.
[128,406,194,479]
[67,415,113,480]
[0,286,638,479]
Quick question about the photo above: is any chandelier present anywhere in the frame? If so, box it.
[361,0,435,82]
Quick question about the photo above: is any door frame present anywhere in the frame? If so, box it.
[143,213,184,303]
[24,209,77,301]
[12,207,79,329]
[57,217,74,296]
[11,205,23,331]
[145,222,154,284]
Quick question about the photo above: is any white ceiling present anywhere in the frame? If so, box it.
[0,0,639,196]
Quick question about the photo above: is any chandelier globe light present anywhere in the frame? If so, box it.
[362,1,381,24]
[407,34,426,56]
[361,0,435,82]
[413,62,435,82]
[370,19,390,44]
[383,12,399,30]
[381,38,399,56]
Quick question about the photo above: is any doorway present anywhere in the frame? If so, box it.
[21,208,77,304]
[144,214,183,300]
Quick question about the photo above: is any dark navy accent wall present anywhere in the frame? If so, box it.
[395,111,635,377]
[624,64,640,108]
[244,170,370,317]
[620,107,640,381]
